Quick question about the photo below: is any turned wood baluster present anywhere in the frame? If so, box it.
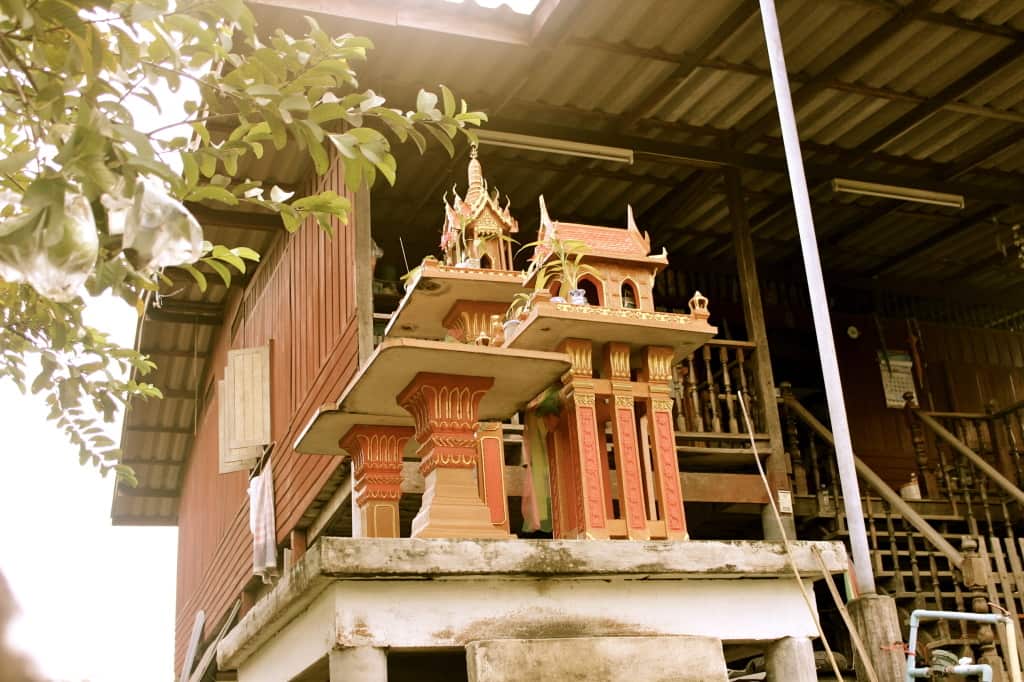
[719,345,738,433]
[671,363,688,432]
[952,418,980,536]
[781,384,809,496]
[904,392,938,498]
[1008,410,1024,486]
[685,354,704,433]
[702,345,722,433]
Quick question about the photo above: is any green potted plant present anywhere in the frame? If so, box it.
[503,291,532,339]
[522,237,598,304]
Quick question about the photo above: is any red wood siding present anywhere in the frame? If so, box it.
[173,151,361,675]
[834,315,1024,487]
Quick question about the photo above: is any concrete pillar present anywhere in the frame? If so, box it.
[329,647,387,681]
[466,636,728,682]
[847,593,906,682]
[765,636,816,682]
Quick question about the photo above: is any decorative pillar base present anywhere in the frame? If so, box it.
[412,467,509,539]
[398,372,510,540]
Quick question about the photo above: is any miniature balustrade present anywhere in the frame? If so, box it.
[674,340,761,435]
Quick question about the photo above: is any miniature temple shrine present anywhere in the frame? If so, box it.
[296,149,718,542]
[212,149,848,682]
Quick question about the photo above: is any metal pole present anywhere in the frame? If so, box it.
[757,0,875,596]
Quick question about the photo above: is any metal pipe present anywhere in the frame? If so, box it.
[906,610,1022,682]
[757,0,875,595]
[916,411,1024,506]
[909,663,993,681]
[785,398,964,568]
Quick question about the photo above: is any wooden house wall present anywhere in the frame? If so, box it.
[173,151,362,676]
[831,314,1024,487]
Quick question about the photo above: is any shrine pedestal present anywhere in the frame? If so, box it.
[398,372,509,539]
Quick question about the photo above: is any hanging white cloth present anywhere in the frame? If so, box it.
[248,460,279,584]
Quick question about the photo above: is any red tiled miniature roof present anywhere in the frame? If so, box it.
[551,221,651,260]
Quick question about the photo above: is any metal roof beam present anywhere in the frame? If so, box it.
[945,126,1024,180]
[617,2,757,130]
[570,37,1024,126]
[735,0,934,146]
[860,42,1024,152]
[849,0,1024,41]
[862,204,1010,278]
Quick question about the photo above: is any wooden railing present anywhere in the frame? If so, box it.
[908,403,1024,540]
[674,339,765,437]
[782,394,963,568]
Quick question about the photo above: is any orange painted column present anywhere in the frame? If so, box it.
[397,372,510,539]
[604,342,650,540]
[558,339,610,539]
[640,346,689,540]
[476,421,510,533]
[340,425,414,538]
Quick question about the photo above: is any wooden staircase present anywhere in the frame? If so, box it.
[784,394,1024,679]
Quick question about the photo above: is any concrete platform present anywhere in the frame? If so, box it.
[217,538,848,682]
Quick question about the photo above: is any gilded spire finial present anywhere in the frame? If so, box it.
[466,145,484,205]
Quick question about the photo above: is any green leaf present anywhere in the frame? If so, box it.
[231,246,261,262]
[0,149,35,176]
[187,185,240,206]
[211,245,246,272]
[423,123,455,156]
[204,258,231,288]
[181,264,207,292]
[440,84,456,118]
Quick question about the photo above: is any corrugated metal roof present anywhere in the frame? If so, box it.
[117,0,1024,524]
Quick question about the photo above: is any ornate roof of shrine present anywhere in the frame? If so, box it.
[442,148,519,251]
[533,197,668,267]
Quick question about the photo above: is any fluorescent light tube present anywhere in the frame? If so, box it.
[475,130,634,164]
[831,178,964,209]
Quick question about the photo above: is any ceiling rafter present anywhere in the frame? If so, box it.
[485,116,1024,202]
[376,76,1024,187]
[733,0,935,147]
[862,204,1011,278]
[615,2,757,130]
[860,42,1024,152]
[570,37,1024,126]
[944,127,1024,180]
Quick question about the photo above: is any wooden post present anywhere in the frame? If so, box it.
[290,529,307,562]
[354,184,374,366]
[725,168,792,540]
